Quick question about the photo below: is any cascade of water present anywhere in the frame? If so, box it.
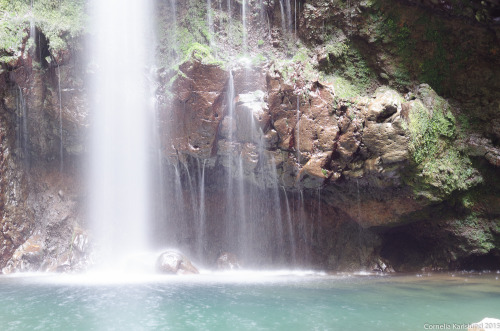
[242,0,247,53]
[88,0,153,269]
[295,95,300,165]
[223,71,237,253]
[294,0,297,35]
[285,0,292,33]
[226,0,232,43]
[236,156,248,259]
[207,0,215,54]
[196,159,207,261]
[183,161,199,246]
[173,164,185,238]
[16,87,29,168]
[169,0,178,62]
[29,0,35,50]
[270,155,285,263]
[283,187,296,264]
[356,178,361,222]
[297,189,310,264]
[57,65,63,172]
[279,0,287,36]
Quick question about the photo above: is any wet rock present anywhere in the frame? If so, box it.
[371,259,395,273]
[156,250,199,275]
[165,58,228,159]
[463,134,500,167]
[2,234,44,274]
[235,90,270,143]
[363,89,408,165]
[298,152,331,188]
[216,252,241,270]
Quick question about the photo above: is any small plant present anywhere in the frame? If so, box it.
[321,168,328,176]
[257,39,264,47]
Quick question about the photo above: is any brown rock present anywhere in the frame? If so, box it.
[164,59,228,159]
[298,152,331,188]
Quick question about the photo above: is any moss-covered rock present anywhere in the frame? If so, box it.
[403,85,482,201]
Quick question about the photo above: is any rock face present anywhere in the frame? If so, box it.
[156,250,199,275]
[0,26,89,273]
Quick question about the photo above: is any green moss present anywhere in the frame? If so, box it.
[329,76,362,99]
[0,0,86,62]
[324,41,350,59]
[452,213,495,253]
[407,98,455,164]
[405,89,482,200]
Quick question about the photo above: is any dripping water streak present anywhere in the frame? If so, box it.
[285,0,292,33]
[207,0,215,55]
[296,95,300,165]
[356,178,361,223]
[294,0,297,35]
[197,159,207,262]
[169,0,178,63]
[237,156,248,260]
[174,164,185,241]
[283,187,296,265]
[279,0,287,37]
[57,65,63,172]
[242,0,247,53]
[270,155,285,264]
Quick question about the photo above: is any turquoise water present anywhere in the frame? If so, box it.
[0,272,499,330]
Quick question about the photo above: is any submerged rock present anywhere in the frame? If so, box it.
[216,252,241,270]
[156,250,199,275]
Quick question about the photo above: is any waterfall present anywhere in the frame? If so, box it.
[169,0,178,62]
[88,0,153,269]
[270,155,286,263]
[283,187,297,264]
[279,0,293,35]
[294,0,297,35]
[296,95,301,165]
[207,0,215,54]
[196,159,207,262]
[279,0,287,36]
[242,0,247,53]
[16,87,29,168]
[285,0,292,33]
[57,65,63,172]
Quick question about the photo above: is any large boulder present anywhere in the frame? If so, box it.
[156,250,199,275]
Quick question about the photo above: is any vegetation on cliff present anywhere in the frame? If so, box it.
[0,0,86,63]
